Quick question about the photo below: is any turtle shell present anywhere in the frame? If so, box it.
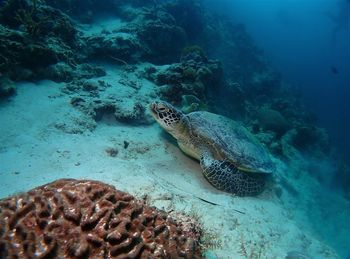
[187,111,274,174]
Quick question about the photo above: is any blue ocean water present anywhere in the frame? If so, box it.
[205,0,350,257]
[207,0,350,163]
[0,0,350,258]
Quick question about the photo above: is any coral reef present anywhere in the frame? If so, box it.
[0,179,202,258]
[145,50,222,104]
[0,0,334,161]
[79,2,189,64]
[0,1,79,81]
[136,9,187,63]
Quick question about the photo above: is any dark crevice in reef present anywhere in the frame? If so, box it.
[93,105,117,122]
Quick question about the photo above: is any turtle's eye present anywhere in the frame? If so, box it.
[157,105,169,113]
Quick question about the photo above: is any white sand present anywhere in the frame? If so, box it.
[0,76,342,258]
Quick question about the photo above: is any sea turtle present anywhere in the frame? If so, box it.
[150,101,274,196]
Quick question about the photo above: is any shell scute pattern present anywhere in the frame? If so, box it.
[187,111,273,174]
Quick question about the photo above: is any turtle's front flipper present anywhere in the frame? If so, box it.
[200,153,266,196]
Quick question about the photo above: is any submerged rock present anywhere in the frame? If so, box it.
[86,32,143,63]
[38,63,106,83]
[0,77,16,98]
[257,107,290,137]
[278,125,331,164]
[284,126,330,156]
[69,95,152,126]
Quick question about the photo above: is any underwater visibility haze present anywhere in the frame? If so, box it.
[207,0,350,163]
[0,0,349,258]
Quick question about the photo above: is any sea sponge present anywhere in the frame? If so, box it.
[0,179,202,258]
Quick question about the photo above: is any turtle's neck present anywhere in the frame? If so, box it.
[170,115,191,142]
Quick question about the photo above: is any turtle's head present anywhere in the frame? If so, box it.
[150,101,185,137]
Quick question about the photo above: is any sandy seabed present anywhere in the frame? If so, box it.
[0,78,342,259]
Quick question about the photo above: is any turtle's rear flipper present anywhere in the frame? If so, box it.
[200,155,266,196]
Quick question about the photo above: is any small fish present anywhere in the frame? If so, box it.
[331,66,339,75]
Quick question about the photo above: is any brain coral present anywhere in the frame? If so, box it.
[0,179,202,258]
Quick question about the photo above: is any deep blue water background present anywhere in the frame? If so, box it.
[203,2,350,256]
[205,0,350,164]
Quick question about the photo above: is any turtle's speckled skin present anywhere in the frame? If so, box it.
[150,101,274,196]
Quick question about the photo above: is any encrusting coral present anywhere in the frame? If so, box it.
[0,179,202,258]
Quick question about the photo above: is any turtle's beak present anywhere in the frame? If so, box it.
[149,102,158,118]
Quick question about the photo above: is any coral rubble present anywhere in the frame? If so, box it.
[0,179,202,258]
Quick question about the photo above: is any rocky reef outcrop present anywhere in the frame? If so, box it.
[0,179,202,258]
[0,1,79,81]
[0,76,16,98]
[256,107,290,137]
[0,0,339,169]
[145,48,222,105]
